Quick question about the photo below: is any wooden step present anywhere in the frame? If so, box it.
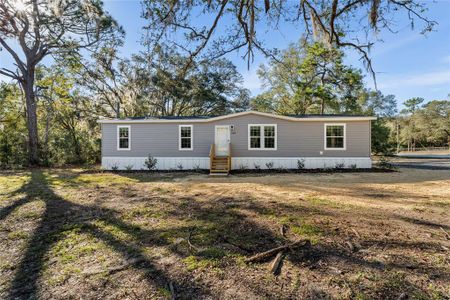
[209,172,228,176]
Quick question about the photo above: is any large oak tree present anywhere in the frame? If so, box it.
[0,0,122,164]
[142,0,435,82]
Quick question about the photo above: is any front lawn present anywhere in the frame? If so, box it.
[0,167,449,299]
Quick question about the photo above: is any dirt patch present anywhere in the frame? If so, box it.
[0,167,449,299]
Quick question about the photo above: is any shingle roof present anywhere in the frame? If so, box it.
[128,115,215,120]
[127,113,367,120]
[98,110,376,123]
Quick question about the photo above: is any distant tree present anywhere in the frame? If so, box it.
[402,97,425,114]
[359,90,397,117]
[0,0,122,164]
[253,41,364,115]
[357,90,397,154]
[129,48,250,116]
[0,83,27,167]
[415,101,450,146]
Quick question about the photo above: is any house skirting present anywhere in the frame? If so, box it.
[101,157,372,170]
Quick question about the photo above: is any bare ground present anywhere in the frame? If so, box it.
[0,165,449,299]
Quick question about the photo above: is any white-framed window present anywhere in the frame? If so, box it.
[248,124,277,150]
[117,125,130,150]
[179,125,193,150]
[324,123,346,150]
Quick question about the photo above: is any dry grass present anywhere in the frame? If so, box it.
[0,167,449,299]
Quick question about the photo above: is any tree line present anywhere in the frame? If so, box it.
[0,0,447,167]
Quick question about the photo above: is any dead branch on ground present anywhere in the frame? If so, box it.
[245,239,310,263]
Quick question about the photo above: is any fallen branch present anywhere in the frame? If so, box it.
[82,258,145,276]
[187,229,199,252]
[351,228,361,239]
[168,281,175,300]
[269,251,284,275]
[245,239,310,263]
[440,227,450,240]
[280,224,287,237]
[218,234,252,253]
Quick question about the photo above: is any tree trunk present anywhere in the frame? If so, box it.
[22,72,40,165]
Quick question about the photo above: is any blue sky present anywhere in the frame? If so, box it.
[1,0,449,108]
[103,0,450,107]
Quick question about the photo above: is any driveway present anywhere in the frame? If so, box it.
[393,158,450,170]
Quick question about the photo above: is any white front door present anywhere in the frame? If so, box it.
[215,126,230,156]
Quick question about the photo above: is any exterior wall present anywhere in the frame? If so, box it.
[101,114,371,158]
[101,156,372,170]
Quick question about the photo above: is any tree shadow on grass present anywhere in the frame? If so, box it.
[1,169,448,299]
[2,170,299,299]
[2,170,207,299]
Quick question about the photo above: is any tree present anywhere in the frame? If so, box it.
[253,41,364,115]
[414,100,450,146]
[359,90,397,118]
[402,97,425,114]
[0,0,122,164]
[142,0,435,81]
[123,48,250,117]
[358,90,397,154]
[0,82,27,167]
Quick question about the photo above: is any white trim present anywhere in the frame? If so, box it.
[98,111,377,124]
[103,157,209,170]
[101,156,372,170]
[179,125,193,151]
[324,123,346,151]
[117,125,131,151]
[215,125,231,156]
[248,124,277,151]
[232,157,371,169]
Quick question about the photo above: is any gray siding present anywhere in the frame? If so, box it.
[101,114,371,157]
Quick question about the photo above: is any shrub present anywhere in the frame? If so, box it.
[377,156,395,170]
[253,163,261,170]
[265,161,274,170]
[111,164,119,171]
[349,164,357,170]
[177,163,184,170]
[335,162,345,169]
[144,154,158,170]
[125,165,133,171]
[238,164,248,170]
[297,159,305,170]
[193,164,201,172]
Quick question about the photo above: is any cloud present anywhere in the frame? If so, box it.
[378,70,450,89]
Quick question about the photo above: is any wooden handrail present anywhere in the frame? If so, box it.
[209,143,215,170]
[227,143,231,172]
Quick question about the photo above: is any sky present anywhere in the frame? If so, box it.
[1,0,450,109]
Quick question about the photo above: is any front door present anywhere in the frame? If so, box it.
[215,126,230,156]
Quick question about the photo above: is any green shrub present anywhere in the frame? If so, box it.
[144,154,158,170]
[377,156,395,170]
[265,161,274,170]
[297,159,305,170]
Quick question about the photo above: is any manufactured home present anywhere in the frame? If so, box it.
[98,111,376,174]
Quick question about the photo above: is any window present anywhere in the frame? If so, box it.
[248,124,277,150]
[179,125,193,150]
[117,125,130,150]
[325,124,346,150]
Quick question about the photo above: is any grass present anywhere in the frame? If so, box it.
[0,168,449,299]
